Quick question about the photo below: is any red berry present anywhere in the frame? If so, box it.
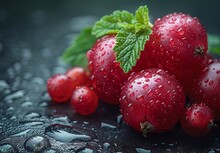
[47,74,75,102]
[87,35,131,104]
[65,67,90,86]
[180,103,214,137]
[143,13,208,93]
[189,60,220,120]
[70,86,98,115]
[120,69,185,135]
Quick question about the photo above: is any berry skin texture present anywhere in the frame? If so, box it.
[70,86,98,116]
[180,103,214,137]
[87,35,131,104]
[144,13,208,93]
[65,67,90,86]
[190,60,220,120]
[120,69,185,135]
[47,74,76,102]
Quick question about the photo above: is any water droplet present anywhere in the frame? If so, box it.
[101,122,117,129]
[177,28,184,35]
[12,129,30,137]
[209,80,214,85]
[117,115,123,124]
[136,95,144,102]
[154,78,162,82]
[0,80,9,92]
[4,90,25,101]
[42,148,60,153]
[143,84,149,90]
[0,143,18,153]
[103,142,110,149]
[76,148,94,153]
[135,148,151,153]
[24,135,51,152]
[45,126,91,143]
[21,101,33,107]
[24,112,41,119]
[20,121,44,127]
[51,116,71,126]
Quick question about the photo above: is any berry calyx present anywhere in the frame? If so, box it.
[180,103,214,137]
[70,86,98,116]
[120,69,185,135]
[47,74,76,102]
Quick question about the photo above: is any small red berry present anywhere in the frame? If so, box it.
[180,103,214,137]
[143,13,208,93]
[47,74,75,102]
[70,86,98,116]
[65,67,90,87]
[120,69,185,135]
[189,59,220,120]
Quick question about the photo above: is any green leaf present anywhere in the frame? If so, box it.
[62,27,96,68]
[92,10,134,38]
[114,28,151,73]
[135,5,150,27]
[208,34,220,55]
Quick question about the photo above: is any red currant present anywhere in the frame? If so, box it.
[180,103,214,137]
[70,86,98,115]
[47,74,75,102]
[190,59,220,120]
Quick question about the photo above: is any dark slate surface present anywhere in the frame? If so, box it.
[0,0,220,152]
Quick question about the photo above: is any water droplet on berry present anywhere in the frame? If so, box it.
[136,95,144,102]
[143,84,149,90]
[177,28,184,35]
[103,142,110,150]
[209,80,214,85]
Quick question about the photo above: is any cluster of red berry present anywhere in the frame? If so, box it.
[47,13,220,137]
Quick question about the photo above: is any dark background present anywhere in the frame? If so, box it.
[0,0,220,153]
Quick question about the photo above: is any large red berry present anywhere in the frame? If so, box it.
[144,13,208,92]
[70,86,98,115]
[189,60,220,120]
[87,35,131,104]
[120,69,185,135]
[180,103,214,137]
[65,67,90,86]
[47,74,75,102]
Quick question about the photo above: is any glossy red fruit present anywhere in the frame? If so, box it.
[47,74,75,102]
[180,103,214,137]
[65,67,90,86]
[120,69,185,135]
[144,13,208,93]
[190,60,220,120]
[87,35,131,104]
[70,86,98,115]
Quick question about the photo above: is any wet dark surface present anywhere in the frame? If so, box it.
[0,0,220,152]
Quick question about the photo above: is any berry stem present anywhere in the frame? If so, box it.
[148,22,153,29]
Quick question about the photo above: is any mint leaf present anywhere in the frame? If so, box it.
[135,6,150,26]
[208,34,220,55]
[62,27,96,68]
[92,5,152,73]
[114,29,151,73]
[92,10,134,38]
